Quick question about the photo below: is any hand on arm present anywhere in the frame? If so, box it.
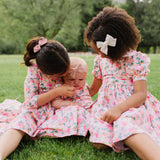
[37,84,75,107]
[101,80,147,124]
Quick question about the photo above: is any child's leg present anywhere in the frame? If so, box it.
[0,129,25,160]
[124,133,160,160]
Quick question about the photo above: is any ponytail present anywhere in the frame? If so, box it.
[23,37,70,75]
[24,37,41,66]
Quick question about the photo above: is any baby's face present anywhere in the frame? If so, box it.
[64,72,86,89]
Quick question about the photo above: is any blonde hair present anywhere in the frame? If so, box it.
[66,57,87,78]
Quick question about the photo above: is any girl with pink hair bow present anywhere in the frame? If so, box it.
[0,37,90,160]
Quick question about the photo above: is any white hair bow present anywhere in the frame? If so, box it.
[96,34,117,55]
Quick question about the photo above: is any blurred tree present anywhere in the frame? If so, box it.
[0,0,113,53]
[56,0,113,52]
[121,0,148,51]
[0,0,76,39]
[0,2,23,54]
[76,0,113,51]
[141,0,160,53]
[0,0,81,53]
[55,5,81,51]
[121,0,146,27]
[122,0,160,53]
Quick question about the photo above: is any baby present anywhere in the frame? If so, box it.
[52,57,93,110]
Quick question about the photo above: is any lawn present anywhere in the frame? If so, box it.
[0,54,160,160]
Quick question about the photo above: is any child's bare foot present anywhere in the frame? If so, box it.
[92,143,108,149]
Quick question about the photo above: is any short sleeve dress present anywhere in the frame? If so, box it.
[0,65,91,138]
[88,51,160,152]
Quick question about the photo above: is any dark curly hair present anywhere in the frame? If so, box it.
[24,37,70,75]
[84,6,141,61]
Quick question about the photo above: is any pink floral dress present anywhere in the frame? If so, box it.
[88,51,160,152]
[36,84,93,137]
[0,65,92,138]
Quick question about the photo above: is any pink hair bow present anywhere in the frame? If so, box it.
[33,38,47,53]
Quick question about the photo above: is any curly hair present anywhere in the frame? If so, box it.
[84,7,141,61]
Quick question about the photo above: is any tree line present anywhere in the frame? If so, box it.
[122,0,160,53]
[0,0,159,54]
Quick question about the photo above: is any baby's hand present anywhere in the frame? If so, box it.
[100,107,122,124]
[56,84,75,97]
[52,99,63,109]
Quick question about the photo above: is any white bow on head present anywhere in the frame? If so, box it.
[96,34,117,55]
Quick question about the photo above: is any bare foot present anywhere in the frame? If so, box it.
[92,143,108,149]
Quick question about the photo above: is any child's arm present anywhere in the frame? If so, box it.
[52,99,79,109]
[24,66,75,108]
[101,80,147,124]
[37,84,75,107]
[88,77,102,97]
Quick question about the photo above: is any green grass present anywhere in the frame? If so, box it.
[0,55,27,102]
[0,54,160,160]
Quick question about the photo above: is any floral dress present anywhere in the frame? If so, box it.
[36,84,93,137]
[0,99,21,135]
[88,51,160,152]
[0,65,92,138]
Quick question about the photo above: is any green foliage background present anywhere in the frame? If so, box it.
[0,0,112,54]
[0,0,160,54]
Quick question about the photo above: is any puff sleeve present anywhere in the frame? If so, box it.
[92,55,102,80]
[126,51,150,81]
